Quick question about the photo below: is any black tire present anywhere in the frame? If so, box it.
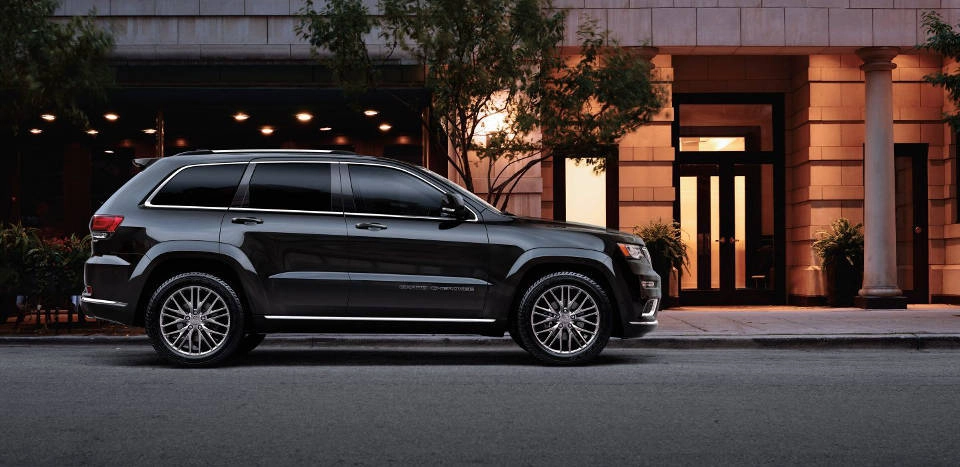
[508,328,528,351]
[515,272,612,365]
[145,272,245,367]
[236,333,266,355]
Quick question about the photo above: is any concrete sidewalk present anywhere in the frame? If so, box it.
[2,305,960,349]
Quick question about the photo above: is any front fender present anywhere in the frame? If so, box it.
[488,247,631,325]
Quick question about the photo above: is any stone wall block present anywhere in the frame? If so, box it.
[652,8,697,46]
[873,9,917,47]
[222,18,268,44]
[785,8,829,46]
[697,8,740,46]
[110,0,156,15]
[110,17,178,45]
[157,0,200,15]
[741,8,785,46]
[268,17,305,44]
[246,0,289,15]
[603,9,651,46]
[828,8,872,46]
[200,0,244,15]
[56,0,110,16]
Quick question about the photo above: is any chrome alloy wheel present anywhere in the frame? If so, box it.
[530,284,600,355]
[159,285,231,357]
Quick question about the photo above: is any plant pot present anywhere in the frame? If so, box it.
[825,261,861,307]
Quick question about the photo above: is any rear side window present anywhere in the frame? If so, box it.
[150,164,245,208]
[349,164,443,217]
[247,163,333,212]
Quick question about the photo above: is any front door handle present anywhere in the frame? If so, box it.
[231,216,263,225]
[355,222,388,231]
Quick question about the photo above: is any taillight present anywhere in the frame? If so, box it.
[90,215,123,239]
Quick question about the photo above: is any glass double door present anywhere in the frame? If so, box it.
[678,162,776,304]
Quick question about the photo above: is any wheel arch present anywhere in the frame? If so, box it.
[504,249,627,338]
[131,249,260,328]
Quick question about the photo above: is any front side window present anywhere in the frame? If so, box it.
[247,163,333,212]
[150,164,245,208]
[349,164,443,217]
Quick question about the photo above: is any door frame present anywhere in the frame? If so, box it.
[671,93,786,305]
[894,143,929,303]
[552,150,620,230]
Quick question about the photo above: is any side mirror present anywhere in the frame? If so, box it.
[441,192,467,219]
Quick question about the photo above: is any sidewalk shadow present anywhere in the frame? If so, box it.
[110,346,649,368]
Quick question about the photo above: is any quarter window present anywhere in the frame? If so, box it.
[248,163,333,212]
[150,164,245,208]
[349,165,444,217]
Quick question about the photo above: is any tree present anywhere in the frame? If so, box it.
[298,0,663,210]
[0,0,113,220]
[921,10,960,129]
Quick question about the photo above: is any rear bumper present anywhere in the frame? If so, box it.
[80,296,136,325]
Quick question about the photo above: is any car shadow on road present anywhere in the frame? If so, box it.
[110,346,651,368]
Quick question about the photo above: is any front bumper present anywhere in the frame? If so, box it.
[618,259,661,338]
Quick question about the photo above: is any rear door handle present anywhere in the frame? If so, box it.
[231,216,263,225]
[355,222,387,231]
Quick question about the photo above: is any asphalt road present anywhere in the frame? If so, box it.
[1,343,958,466]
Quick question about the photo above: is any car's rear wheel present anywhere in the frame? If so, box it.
[145,272,244,367]
[515,272,612,365]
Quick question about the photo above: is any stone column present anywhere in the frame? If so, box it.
[855,47,907,309]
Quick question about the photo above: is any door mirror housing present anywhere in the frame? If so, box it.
[441,192,467,219]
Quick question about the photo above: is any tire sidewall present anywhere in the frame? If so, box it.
[145,272,245,367]
[516,272,612,365]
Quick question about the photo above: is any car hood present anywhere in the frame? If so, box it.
[506,216,645,245]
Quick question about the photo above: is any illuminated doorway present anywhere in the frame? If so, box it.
[673,94,785,305]
[553,151,619,229]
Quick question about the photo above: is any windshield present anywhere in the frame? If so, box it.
[415,166,504,215]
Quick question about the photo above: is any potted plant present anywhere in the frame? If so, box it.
[0,223,40,322]
[812,218,864,307]
[635,220,690,309]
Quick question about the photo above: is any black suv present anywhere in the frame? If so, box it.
[81,150,660,366]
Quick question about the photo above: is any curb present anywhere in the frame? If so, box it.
[2,333,960,349]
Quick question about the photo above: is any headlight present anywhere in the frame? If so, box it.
[618,243,651,262]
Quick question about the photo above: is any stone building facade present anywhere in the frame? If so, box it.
[36,0,960,306]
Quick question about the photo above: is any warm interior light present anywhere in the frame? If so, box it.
[260,126,275,136]
[319,127,333,132]
[174,138,188,147]
[142,128,157,134]
[378,123,392,132]
[363,109,379,117]
[296,112,313,122]
[86,129,99,135]
[104,113,119,121]
[233,112,250,122]
[41,114,56,122]
[334,136,349,145]
[29,128,42,134]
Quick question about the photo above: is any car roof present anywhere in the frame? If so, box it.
[162,149,386,165]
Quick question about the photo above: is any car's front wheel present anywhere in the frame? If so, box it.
[515,272,612,365]
[145,272,245,367]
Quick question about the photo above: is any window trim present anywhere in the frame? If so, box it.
[344,162,478,222]
[143,162,248,211]
[233,160,341,215]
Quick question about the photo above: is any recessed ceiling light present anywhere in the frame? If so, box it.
[233,112,250,122]
[104,150,114,154]
[86,129,99,135]
[363,109,379,117]
[296,112,313,122]
[319,127,333,131]
[29,128,42,134]
[41,114,56,122]
[104,113,119,121]
[378,123,392,132]
[142,128,157,134]
[260,126,275,136]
